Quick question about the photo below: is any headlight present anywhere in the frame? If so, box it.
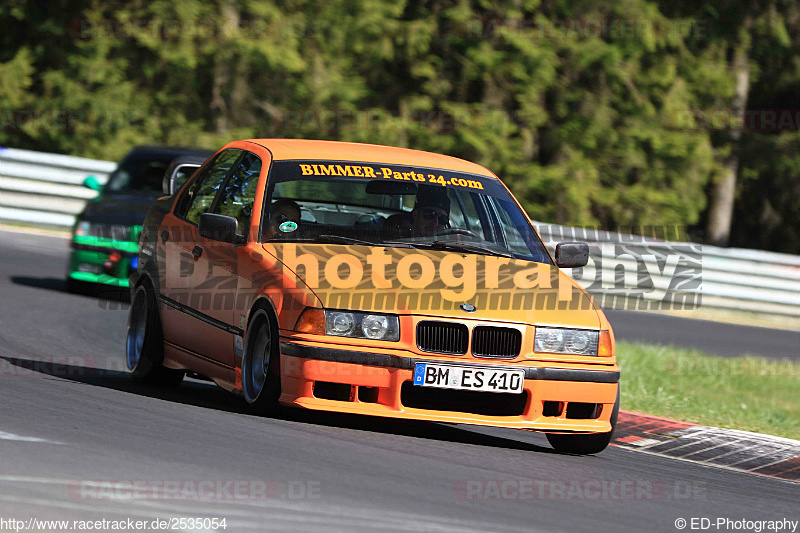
[325,311,399,341]
[534,327,599,356]
[74,220,93,236]
[74,221,131,241]
[75,221,103,238]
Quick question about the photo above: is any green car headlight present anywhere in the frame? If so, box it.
[325,311,400,341]
[74,221,132,241]
[534,327,599,356]
[74,220,92,236]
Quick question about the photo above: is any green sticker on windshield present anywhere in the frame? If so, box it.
[279,221,298,233]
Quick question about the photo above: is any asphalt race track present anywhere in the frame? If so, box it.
[604,310,799,359]
[0,229,798,532]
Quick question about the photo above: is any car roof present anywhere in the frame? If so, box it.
[126,145,215,160]
[244,139,496,178]
[168,153,213,165]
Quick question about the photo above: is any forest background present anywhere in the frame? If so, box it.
[1,0,798,252]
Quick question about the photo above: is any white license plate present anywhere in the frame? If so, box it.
[413,363,524,394]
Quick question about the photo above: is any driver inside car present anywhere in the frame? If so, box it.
[263,198,301,240]
[411,185,451,237]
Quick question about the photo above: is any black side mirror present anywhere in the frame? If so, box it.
[555,242,589,268]
[199,213,239,244]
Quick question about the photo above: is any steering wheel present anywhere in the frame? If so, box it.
[434,227,481,239]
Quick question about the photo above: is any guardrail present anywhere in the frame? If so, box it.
[0,147,114,228]
[1,146,798,323]
[536,224,800,321]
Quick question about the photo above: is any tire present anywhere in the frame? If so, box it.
[241,308,281,415]
[126,283,184,387]
[546,386,620,455]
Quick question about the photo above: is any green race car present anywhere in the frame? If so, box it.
[68,146,212,290]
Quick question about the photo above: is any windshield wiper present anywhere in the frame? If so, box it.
[314,234,375,245]
[314,235,413,248]
[427,240,515,258]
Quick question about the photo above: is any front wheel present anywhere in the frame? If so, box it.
[126,283,184,387]
[546,387,620,455]
[241,308,281,415]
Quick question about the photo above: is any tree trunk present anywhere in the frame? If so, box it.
[706,27,751,246]
[210,0,239,134]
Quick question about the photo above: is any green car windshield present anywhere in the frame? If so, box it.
[262,160,552,264]
[105,157,171,193]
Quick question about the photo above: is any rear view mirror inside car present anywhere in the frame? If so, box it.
[365,180,418,195]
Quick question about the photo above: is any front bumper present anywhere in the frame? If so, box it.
[278,339,620,433]
[68,238,138,287]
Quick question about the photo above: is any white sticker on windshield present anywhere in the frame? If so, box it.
[279,221,298,232]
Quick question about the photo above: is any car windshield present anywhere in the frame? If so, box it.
[262,160,552,263]
[104,154,172,193]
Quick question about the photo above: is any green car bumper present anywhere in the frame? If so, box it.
[68,233,140,287]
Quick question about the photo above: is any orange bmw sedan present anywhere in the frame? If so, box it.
[127,139,619,454]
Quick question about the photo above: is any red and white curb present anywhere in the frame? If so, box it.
[613,411,800,482]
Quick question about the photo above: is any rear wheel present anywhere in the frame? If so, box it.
[126,283,184,387]
[241,308,281,415]
[546,387,620,455]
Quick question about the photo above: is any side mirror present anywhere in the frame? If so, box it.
[555,242,589,268]
[83,175,102,192]
[162,163,201,195]
[199,213,239,244]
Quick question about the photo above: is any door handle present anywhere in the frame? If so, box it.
[192,246,203,258]
[160,230,169,241]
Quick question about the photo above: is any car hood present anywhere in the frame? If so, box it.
[79,191,163,226]
[263,243,600,328]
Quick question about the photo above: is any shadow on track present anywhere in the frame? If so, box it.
[10,276,130,303]
[0,354,554,455]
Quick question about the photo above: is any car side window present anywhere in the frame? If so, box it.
[175,149,242,224]
[213,152,262,240]
[173,165,200,193]
[449,189,485,234]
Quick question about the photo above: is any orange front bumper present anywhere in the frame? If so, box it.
[278,339,619,433]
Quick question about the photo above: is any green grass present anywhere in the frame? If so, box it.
[617,341,800,440]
